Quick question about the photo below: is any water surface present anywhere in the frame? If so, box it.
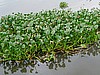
[0,0,100,16]
[0,0,100,75]
[0,43,100,75]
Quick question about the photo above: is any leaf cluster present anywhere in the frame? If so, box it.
[59,2,68,9]
[0,8,99,61]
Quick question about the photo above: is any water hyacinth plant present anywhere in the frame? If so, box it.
[0,8,100,61]
[59,2,68,9]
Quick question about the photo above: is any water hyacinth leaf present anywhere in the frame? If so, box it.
[4,25,9,28]
[94,25,98,29]
[31,29,35,33]
[28,21,33,26]
[26,27,32,30]
[1,43,4,48]
[25,41,29,45]
[65,36,70,39]
[93,21,97,25]
[80,44,87,48]
[55,35,62,42]
[97,34,100,39]
[4,38,9,42]
[30,40,36,44]
[22,22,28,27]
[16,26,21,30]
[0,32,6,35]
[22,44,26,48]
[15,35,21,39]
[45,29,50,35]
[80,28,84,33]
[40,22,43,25]
[17,31,21,34]
[35,33,41,39]
[0,53,3,57]
[4,49,10,53]
[51,30,56,35]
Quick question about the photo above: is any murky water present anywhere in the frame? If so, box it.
[0,0,100,75]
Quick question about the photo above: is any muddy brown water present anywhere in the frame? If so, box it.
[0,0,100,75]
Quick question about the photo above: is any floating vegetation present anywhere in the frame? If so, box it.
[59,2,68,9]
[0,8,100,61]
[0,43,100,75]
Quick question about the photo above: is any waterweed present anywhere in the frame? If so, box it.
[59,2,68,9]
[0,8,99,61]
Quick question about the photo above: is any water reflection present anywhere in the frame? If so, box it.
[0,43,100,75]
[0,60,39,74]
[0,0,100,75]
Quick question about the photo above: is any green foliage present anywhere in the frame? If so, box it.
[59,2,68,9]
[0,8,100,61]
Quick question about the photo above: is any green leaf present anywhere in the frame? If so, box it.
[94,25,98,29]
[1,43,4,48]
[22,44,25,48]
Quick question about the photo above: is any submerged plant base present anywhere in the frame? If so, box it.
[0,8,100,61]
[35,42,99,62]
[0,43,100,75]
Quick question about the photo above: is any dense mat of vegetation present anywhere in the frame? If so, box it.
[0,8,100,61]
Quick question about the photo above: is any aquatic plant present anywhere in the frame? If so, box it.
[59,2,68,9]
[0,8,99,61]
[1,43,100,75]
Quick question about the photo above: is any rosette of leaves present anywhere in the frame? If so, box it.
[59,2,68,9]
